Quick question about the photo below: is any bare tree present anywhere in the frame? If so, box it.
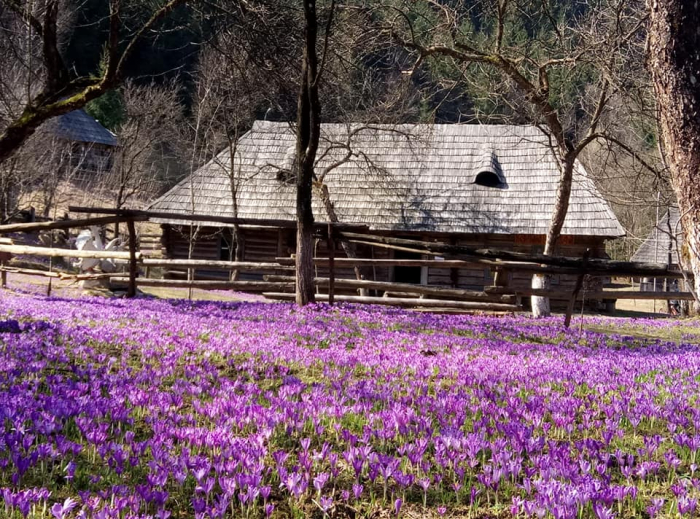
[10,130,111,220]
[191,36,267,279]
[293,0,330,306]
[387,0,655,316]
[0,0,193,164]
[104,80,184,235]
[647,0,700,310]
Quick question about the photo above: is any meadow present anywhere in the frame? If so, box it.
[0,291,699,518]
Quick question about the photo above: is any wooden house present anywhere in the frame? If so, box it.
[149,121,624,295]
[42,109,118,180]
[631,208,681,267]
[631,208,683,291]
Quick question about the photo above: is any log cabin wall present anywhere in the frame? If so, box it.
[162,225,289,280]
[162,224,608,303]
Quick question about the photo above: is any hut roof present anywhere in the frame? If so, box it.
[150,121,624,237]
[42,109,118,147]
[631,208,682,264]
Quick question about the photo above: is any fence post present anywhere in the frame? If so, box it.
[127,218,138,298]
[328,223,335,306]
[564,249,590,328]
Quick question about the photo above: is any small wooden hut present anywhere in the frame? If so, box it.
[149,122,624,295]
[42,109,118,180]
[631,208,683,292]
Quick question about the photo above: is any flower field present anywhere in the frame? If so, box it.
[0,292,699,518]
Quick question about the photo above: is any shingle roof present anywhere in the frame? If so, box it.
[150,121,624,237]
[42,109,118,147]
[631,208,682,264]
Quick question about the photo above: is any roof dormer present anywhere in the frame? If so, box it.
[472,150,506,188]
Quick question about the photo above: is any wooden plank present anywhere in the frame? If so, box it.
[127,219,138,298]
[0,267,114,283]
[0,244,139,260]
[485,287,697,301]
[59,272,118,281]
[68,207,369,232]
[142,259,292,271]
[0,215,147,234]
[0,267,61,278]
[109,277,294,292]
[262,293,521,311]
[265,275,516,303]
[275,257,583,275]
[339,232,693,279]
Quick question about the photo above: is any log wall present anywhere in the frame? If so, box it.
[163,226,291,281]
[161,225,609,305]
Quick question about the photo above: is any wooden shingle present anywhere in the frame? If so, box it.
[150,121,624,237]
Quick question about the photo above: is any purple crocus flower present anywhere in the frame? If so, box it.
[647,498,665,518]
[352,483,363,500]
[51,498,78,519]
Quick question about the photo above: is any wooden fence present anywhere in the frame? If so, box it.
[0,209,695,320]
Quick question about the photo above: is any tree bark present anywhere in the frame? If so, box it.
[647,0,700,311]
[294,0,322,306]
[531,158,575,317]
[227,137,243,281]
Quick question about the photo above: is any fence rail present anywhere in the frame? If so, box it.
[0,209,693,319]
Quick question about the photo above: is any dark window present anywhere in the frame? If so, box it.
[474,171,502,187]
[393,249,422,285]
[220,231,234,261]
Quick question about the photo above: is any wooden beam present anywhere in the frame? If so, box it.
[0,267,122,282]
[142,259,293,271]
[0,215,147,234]
[59,272,117,281]
[0,244,139,260]
[109,277,294,292]
[327,223,335,306]
[126,219,138,298]
[485,286,697,301]
[265,275,516,303]
[262,292,521,311]
[274,257,584,275]
[68,207,369,232]
[346,240,442,257]
[0,266,61,278]
[565,249,590,328]
[339,232,693,279]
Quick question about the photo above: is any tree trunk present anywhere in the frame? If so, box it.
[228,138,243,282]
[531,157,575,317]
[294,0,322,306]
[647,0,700,311]
[231,224,243,281]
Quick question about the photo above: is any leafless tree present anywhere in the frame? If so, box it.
[191,35,267,279]
[386,0,657,316]
[293,0,327,305]
[103,80,184,235]
[581,135,673,261]
[8,129,110,220]
[0,0,193,164]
